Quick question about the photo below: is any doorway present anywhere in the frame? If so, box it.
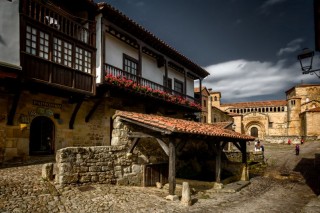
[251,127,259,138]
[29,116,55,155]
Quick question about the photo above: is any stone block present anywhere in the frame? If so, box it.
[42,163,54,180]
[132,164,141,174]
[58,174,78,184]
[91,176,99,182]
[181,182,192,206]
[115,171,122,178]
[79,175,91,183]
[165,195,179,201]
[114,166,122,171]
[60,163,72,173]
[5,138,17,148]
[17,138,29,156]
[4,148,17,160]
[123,166,131,173]
[89,166,101,172]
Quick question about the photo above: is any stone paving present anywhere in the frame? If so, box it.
[1,151,320,213]
[0,157,224,213]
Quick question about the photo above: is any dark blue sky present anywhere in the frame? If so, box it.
[98,0,318,103]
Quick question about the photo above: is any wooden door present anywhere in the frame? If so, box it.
[144,163,168,187]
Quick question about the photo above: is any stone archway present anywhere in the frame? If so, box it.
[245,121,265,140]
[29,116,55,155]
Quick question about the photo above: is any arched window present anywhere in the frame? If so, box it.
[214,96,217,101]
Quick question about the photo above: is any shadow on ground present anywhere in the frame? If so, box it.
[0,155,55,169]
[294,158,320,195]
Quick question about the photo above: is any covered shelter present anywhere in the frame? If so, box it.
[114,110,255,196]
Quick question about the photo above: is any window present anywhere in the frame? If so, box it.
[214,96,217,101]
[174,79,183,93]
[53,38,72,67]
[123,54,138,75]
[25,25,92,73]
[26,26,49,59]
[269,122,273,128]
[75,47,92,73]
[203,100,206,107]
[163,76,172,89]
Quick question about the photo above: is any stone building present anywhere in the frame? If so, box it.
[209,84,320,143]
[195,87,233,124]
[0,0,209,162]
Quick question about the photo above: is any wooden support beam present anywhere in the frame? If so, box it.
[85,98,103,123]
[240,142,247,165]
[215,141,222,183]
[168,140,176,195]
[156,138,169,156]
[69,99,83,129]
[232,141,242,152]
[221,141,228,149]
[127,132,154,138]
[7,90,21,125]
[127,138,140,153]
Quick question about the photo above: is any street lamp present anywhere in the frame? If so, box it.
[297,48,320,78]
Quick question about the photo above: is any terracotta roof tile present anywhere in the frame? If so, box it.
[306,107,320,112]
[98,3,209,78]
[114,111,254,141]
[210,122,233,129]
[221,100,287,108]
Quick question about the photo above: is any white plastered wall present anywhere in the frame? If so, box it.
[0,0,20,68]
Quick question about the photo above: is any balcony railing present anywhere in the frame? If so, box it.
[22,52,94,94]
[104,63,201,109]
[21,0,95,46]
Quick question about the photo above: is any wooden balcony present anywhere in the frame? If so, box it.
[21,52,94,95]
[21,0,95,47]
[19,0,96,95]
[104,63,201,110]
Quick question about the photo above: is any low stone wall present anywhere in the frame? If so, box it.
[224,151,264,162]
[55,145,142,185]
[264,136,319,144]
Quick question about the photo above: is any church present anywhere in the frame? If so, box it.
[209,84,320,143]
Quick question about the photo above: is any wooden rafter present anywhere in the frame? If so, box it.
[69,98,83,129]
[7,89,21,125]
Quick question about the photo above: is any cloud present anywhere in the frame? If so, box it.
[277,38,304,56]
[259,0,287,15]
[260,0,287,9]
[126,0,145,7]
[202,58,316,103]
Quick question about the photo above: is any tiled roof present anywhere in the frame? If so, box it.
[114,111,254,141]
[97,3,209,78]
[306,107,320,112]
[221,100,287,108]
[210,122,233,129]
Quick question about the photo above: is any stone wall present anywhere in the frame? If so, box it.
[224,151,264,162]
[55,146,143,185]
[263,136,319,144]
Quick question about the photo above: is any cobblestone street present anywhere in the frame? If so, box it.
[1,142,320,213]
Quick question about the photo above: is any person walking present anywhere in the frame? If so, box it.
[295,144,300,155]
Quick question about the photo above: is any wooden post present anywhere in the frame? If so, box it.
[168,140,176,195]
[215,141,221,183]
[241,142,247,165]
